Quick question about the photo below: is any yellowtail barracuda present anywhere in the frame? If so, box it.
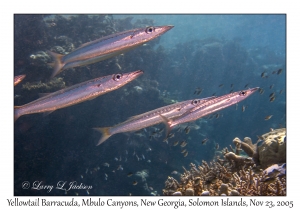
[161,87,259,135]
[48,25,174,78]
[93,96,216,146]
[14,70,143,121]
[14,75,26,86]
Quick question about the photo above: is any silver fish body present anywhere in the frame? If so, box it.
[162,87,259,131]
[14,70,143,121]
[94,96,216,146]
[48,25,174,77]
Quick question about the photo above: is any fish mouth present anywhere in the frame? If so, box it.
[155,25,174,34]
[130,70,144,78]
[162,25,174,32]
[250,87,259,93]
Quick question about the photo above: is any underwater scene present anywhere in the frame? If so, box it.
[14,14,286,196]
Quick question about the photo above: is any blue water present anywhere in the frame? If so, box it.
[14,14,286,196]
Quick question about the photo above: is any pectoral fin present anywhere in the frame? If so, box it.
[43,110,55,117]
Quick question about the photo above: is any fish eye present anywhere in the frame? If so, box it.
[192,99,199,105]
[113,74,123,81]
[145,26,155,34]
[239,91,247,96]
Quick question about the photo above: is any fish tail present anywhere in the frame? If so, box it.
[47,50,65,78]
[159,114,172,138]
[14,106,23,122]
[93,127,112,146]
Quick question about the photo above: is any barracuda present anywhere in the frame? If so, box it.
[160,87,259,136]
[48,25,174,78]
[14,74,26,86]
[93,96,216,146]
[14,70,143,122]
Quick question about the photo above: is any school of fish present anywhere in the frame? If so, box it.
[14,24,260,149]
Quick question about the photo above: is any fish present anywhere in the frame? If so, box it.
[47,25,174,78]
[242,105,246,112]
[127,172,133,177]
[270,84,274,89]
[215,143,219,150]
[14,70,143,122]
[181,149,187,153]
[93,96,216,146]
[184,126,190,134]
[132,181,138,185]
[202,138,209,145]
[219,84,224,88]
[270,96,275,102]
[14,74,26,86]
[269,92,275,98]
[265,115,273,120]
[171,171,179,175]
[103,163,110,167]
[261,71,267,78]
[279,89,284,94]
[277,69,283,75]
[244,83,249,88]
[194,87,203,95]
[173,140,179,146]
[160,87,259,135]
[258,88,264,95]
[183,151,188,157]
[180,140,187,147]
[215,113,220,119]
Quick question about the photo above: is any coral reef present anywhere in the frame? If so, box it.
[256,128,286,168]
[163,128,286,196]
[21,77,66,92]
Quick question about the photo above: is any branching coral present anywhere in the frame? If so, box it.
[162,128,286,196]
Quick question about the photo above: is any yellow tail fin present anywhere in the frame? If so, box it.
[47,51,65,78]
[93,127,112,146]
